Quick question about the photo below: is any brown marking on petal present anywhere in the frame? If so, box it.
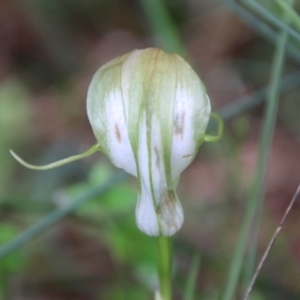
[155,190,175,215]
[153,190,182,235]
[156,190,178,229]
[115,124,121,142]
[155,204,161,215]
[182,153,193,158]
[174,112,185,139]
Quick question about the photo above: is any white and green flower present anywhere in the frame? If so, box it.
[11,48,222,237]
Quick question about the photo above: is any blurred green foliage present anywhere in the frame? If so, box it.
[64,162,157,298]
[0,79,33,194]
[0,223,24,297]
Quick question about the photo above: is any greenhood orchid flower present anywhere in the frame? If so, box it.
[10,48,223,237]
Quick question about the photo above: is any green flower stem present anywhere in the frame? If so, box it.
[156,236,172,300]
[222,13,288,300]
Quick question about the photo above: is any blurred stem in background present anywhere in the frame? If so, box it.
[184,253,201,300]
[275,0,300,30]
[138,0,185,56]
[223,0,300,63]
[156,236,172,300]
[0,172,127,260]
[222,6,289,300]
[242,0,300,40]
